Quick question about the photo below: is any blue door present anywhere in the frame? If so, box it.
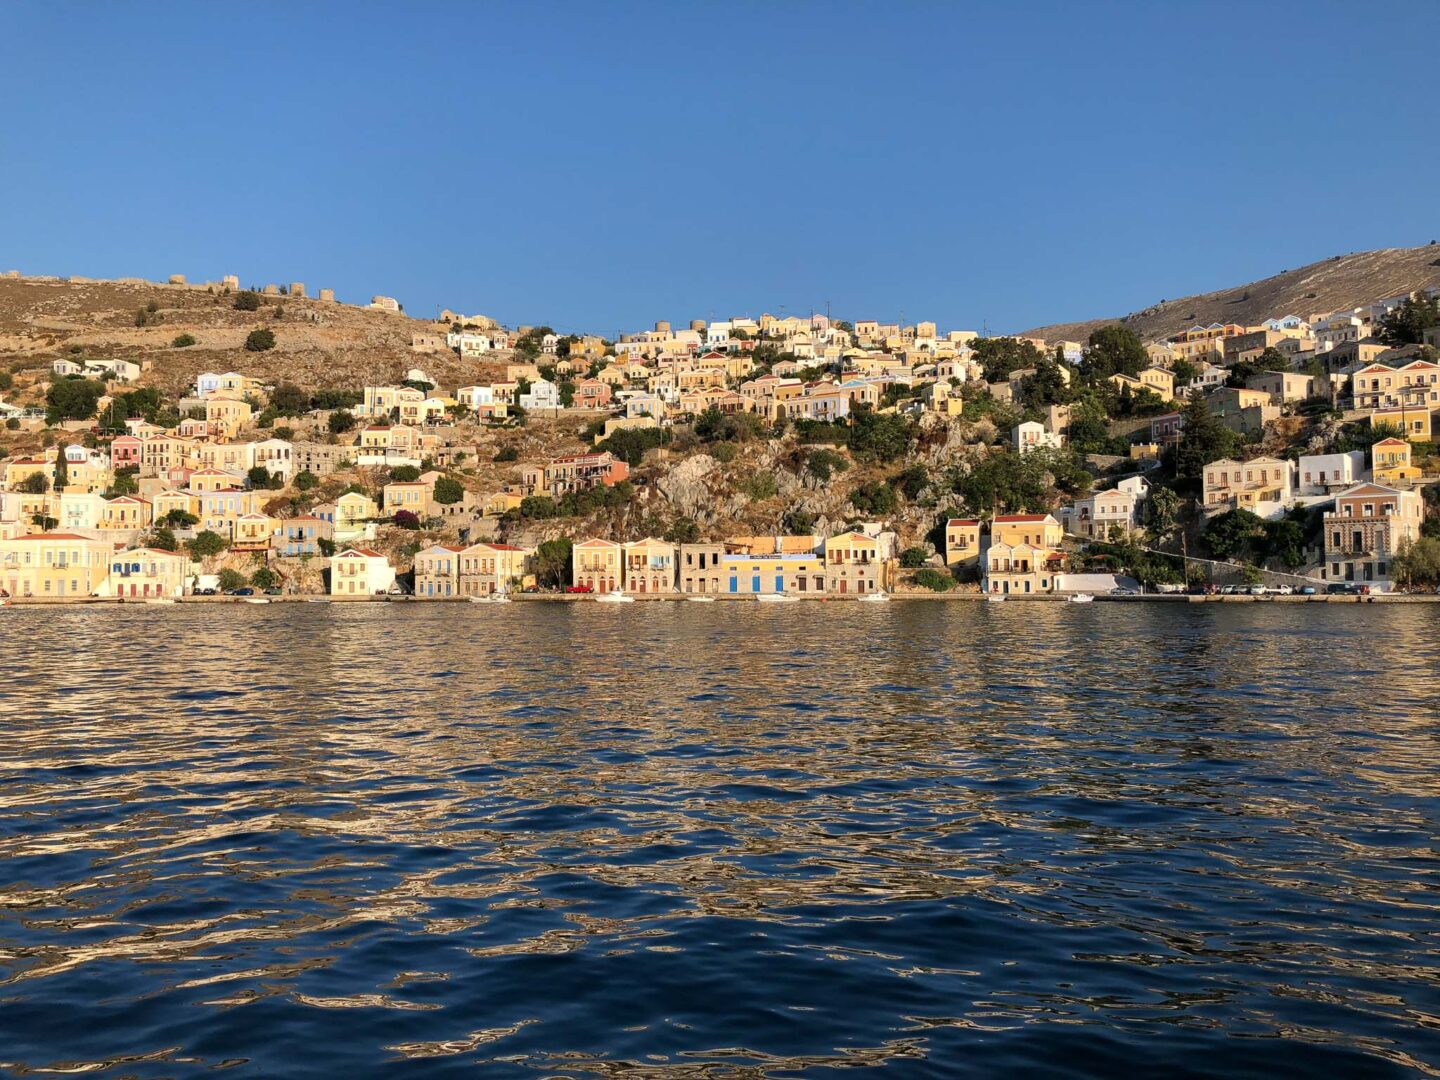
[752,575,760,592]
[775,574,784,592]
[729,576,738,593]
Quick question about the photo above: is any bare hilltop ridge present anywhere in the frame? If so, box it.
[1023,245,1440,344]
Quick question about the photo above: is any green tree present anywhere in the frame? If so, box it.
[534,537,573,588]
[161,508,198,528]
[18,471,48,495]
[1144,485,1181,538]
[269,382,308,416]
[147,526,179,552]
[45,378,106,423]
[217,568,248,592]
[1376,292,1440,346]
[53,453,69,492]
[847,404,910,463]
[1173,390,1237,491]
[389,464,421,482]
[805,448,848,482]
[597,426,668,466]
[433,476,464,504]
[233,290,262,311]
[1393,536,1440,588]
[328,409,356,434]
[171,333,196,348]
[293,470,319,492]
[251,566,279,591]
[970,336,1045,383]
[244,329,275,352]
[519,495,559,518]
[1202,508,1263,560]
[1082,325,1148,380]
[893,464,929,500]
[107,471,140,497]
[187,530,229,559]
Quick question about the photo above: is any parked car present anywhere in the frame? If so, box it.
[1326,583,1359,595]
[1299,586,1317,595]
[195,587,217,596]
[565,584,594,593]
[1272,584,1293,596]
[227,587,255,596]
[263,587,283,596]
[1247,585,1267,595]
[1220,584,1243,595]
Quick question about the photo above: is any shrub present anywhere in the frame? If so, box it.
[393,510,421,530]
[251,566,279,591]
[187,530,229,559]
[233,290,262,311]
[293,470,318,492]
[171,333,196,348]
[328,409,356,434]
[850,481,898,516]
[745,473,778,500]
[493,445,519,462]
[805,448,849,482]
[914,568,956,592]
[900,546,929,568]
[433,477,464,504]
[244,329,275,352]
[390,464,421,482]
[710,441,738,463]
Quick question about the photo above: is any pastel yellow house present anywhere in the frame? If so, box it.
[1371,406,1433,443]
[330,548,396,597]
[0,533,113,599]
[98,495,153,532]
[984,513,1065,595]
[383,480,434,515]
[205,393,253,438]
[572,538,622,593]
[944,518,981,571]
[622,538,677,593]
[232,513,279,552]
[824,531,883,595]
[1371,438,1421,486]
[102,547,191,598]
[459,542,530,596]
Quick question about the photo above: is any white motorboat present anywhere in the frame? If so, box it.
[595,590,635,603]
[1068,593,1095,603]
[145,598,177,606]
[686,595,716,602]
[756,592,798,603]
[859,591,890,603]
[308,598,331,604]
[986,594,1007,603]
[470,593,511,604]
[243,598,270,605]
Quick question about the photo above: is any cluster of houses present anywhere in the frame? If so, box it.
[401,528,897,600]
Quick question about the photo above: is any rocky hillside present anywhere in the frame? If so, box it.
[0,276,499,399]
[1022,244,1440,343]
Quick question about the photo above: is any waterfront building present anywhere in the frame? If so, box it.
[823,531,882,595]
[1320,483,1423,591]
[329,548,395,596]
[622,538,677,594]
[572,538,622,593]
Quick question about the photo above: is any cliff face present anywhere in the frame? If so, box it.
[1021,245,1440,343]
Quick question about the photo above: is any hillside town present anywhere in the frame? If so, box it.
[1,269,1439,602]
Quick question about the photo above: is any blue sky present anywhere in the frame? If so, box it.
[2,2,1436,336]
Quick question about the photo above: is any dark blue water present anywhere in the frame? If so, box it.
[2,602,1439,1077]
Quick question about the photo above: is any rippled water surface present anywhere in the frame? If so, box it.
[3,602,1440,1077]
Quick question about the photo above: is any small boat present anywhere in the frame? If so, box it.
[756,592,798,603]
[686,595,716,602]
[243,598,270,605]
[986,594,1007,603]
[859,591,890,603]
[1068,593,1095,604]
[470,593,511,604]
[145,598,177,606]
[308,598,331,604]
[595,590,635,603]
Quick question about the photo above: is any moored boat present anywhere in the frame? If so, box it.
[986,594,1007,603]
[756,592,798,603]
[859,591,890,603]
[595,590,635,603]
[686,595,716,602]
[1069,593,1095,603]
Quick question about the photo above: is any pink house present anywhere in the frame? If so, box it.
[575,379,612,409]
[110,435,143,469]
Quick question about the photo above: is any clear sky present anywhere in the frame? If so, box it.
[3,2,1437,337]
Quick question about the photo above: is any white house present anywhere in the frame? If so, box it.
[52,359,84,377]
[519,378,561,410]
[330,548,396,597]
[1011,421,1061,455]
[447,330,493,356]
[1186,364,1228,393]
[194,372,223,397]
[1297,450,1366,496]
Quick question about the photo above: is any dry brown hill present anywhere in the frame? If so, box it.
[1020,244,1440,343]
[0,276,502,399]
